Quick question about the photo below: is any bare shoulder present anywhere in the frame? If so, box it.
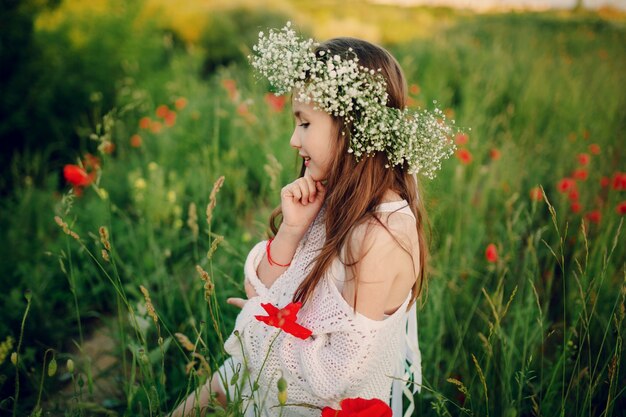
[342,212,420,320]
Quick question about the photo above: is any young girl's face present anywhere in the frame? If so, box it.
[290,99,336,181]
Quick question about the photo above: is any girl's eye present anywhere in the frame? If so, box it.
[298,123,310,129]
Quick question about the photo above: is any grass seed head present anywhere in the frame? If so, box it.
[140,285,158,324]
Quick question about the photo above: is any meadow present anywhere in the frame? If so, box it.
[0,1,624,416]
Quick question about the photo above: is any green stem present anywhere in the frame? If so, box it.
[12,291,32,417]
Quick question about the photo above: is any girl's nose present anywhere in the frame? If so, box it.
[289,129,301,149]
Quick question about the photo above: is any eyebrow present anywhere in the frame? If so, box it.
[293,110,308,119]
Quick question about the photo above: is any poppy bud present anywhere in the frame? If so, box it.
[48,357,57,377]
[67,359,75,373]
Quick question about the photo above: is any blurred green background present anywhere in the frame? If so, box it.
[0,0,624,416]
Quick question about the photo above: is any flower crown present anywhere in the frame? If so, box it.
[250,22,456,178]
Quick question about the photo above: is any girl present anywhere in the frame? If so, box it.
[173,22,454,417]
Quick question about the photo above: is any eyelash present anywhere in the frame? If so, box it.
[298,123,310,129]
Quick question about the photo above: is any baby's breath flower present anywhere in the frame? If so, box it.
[250,23,457,176]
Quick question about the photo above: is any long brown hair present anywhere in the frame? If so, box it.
[269,37,431,309]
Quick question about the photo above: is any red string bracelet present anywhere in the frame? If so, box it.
[266,238,291,267]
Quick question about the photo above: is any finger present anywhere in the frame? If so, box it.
[296,179,310,205]
[227,297,247,309]
[303,175,317,202]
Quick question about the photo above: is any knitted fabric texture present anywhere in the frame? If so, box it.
[223,204,421,417]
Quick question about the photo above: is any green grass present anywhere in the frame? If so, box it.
[1,5,625,417]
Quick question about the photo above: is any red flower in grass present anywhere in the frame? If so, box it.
[571,202,581,214]
[139,117,152,129]
[573,169,588,181]
[600,176,610,188]
[175,97,188,110]
[489,148,501,161]
[64,165,95,187]
[529,187,543,202]
[568,189,579,201]
[612,172,626,191]
[557,178,576,193]
[456,148,472,165]
[264,93,287,112]
[485,243,498,263]
[585,210,601,224]
[255,302,312,340]
[322,397,392,417]
[130,134,142,148]
[588,143,600,155]
[164,111,177,127]
[617,201,626,215]
[455,133,468,146]
[156,104,170,119]
[577,153,590,166]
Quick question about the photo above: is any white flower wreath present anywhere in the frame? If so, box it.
[250,22,457,178]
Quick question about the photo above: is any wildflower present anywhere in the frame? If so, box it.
[150,121,163,134]
[588,143,601,154]
[529,187,543,202]
[140,285,158,324]
[456,148,472,165]
[264,93,287,112]
[489,148,501,161]
[573,169,588,181]
[600,176,610,188]
[156,105,170,119]
[64,165,95,187]
[130,134,142,148]
[321,397,392,417]
[577,153,590,165]
[557,178,576,193]
[485,243,498,263]
[571,201,581,214]
[164,111,176,127]
[139,117,152,129]
[568,189,579,201]
[585,210,601,224]
[175,97,188,110]
[612,172,626,190]
[616,201,626,215]
[455,133,468,146]
[255,302,312,340]
[83,153,101,170]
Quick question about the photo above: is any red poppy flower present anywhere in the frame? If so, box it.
[529,187,543,202]
[600,176,610,188]
[557,178,576,193]
[175,97,188,110]
[255,302,312,340]
[612,172,626,191]
[64,165,94,187]
[568,189,579,201]
[617,201,626,215]
[571,201,581,214]
[585,210,601,224]
[150,121,163,134]
[156,104,170,119]
[264,93,287,112]
[130,134,142,148]
[577,153,590,165]
[321,397,392,417]
[489,148,501,161]
[456,148,472,165]
[455,133,468,146]
[83,153,101,170]
[573,169,588,181]
[485,243,498,263]
[139,117,151,130]
[588,143,600,155]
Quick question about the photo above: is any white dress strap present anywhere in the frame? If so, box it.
[391,301,422,417]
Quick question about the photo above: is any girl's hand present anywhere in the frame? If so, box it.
[227,297,247,309]
[280,171,327,237]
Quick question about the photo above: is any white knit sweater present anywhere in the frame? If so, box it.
[223,201,422,417]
